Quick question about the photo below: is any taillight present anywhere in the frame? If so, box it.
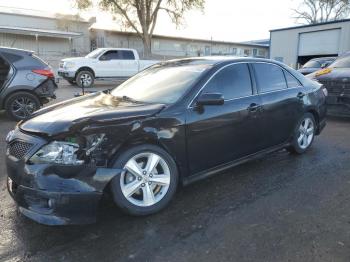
[32,69,54,78]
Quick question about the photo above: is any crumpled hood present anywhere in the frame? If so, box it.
[20,93,165,136]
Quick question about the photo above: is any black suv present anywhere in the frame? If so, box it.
[0,47,57,120]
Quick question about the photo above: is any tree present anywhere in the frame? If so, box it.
[75,0,205,57]
[293,0,350,24]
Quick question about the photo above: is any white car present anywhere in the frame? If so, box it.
[58,48,159,88]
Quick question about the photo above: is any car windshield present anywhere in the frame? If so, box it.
[329,56,350,68]
[303,60,321,68]
[110,62,212,104]
[85,49,105,59]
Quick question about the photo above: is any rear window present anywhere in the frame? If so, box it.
[253,63,287,93]
[31,54,49,66]
[284,70,302,88]
[121,51,135,60]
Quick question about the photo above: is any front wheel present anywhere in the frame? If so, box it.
[288,113,316,154]
[110,145,179,216]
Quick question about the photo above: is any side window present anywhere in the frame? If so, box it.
[203,64,253,100]
[284,70,302,88]
[253,63,287,93]
[100,50,119,61]
[121,51,135,60]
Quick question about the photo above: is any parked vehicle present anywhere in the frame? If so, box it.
[298,57,336,75]
[58,48,159,88]
[0,47,56,121]
[6,57,327,225]
[307,53,350,117]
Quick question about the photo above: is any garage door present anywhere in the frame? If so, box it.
[298,29,340,56]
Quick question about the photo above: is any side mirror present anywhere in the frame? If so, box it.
[196,93,224,106]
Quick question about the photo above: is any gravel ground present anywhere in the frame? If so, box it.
[0,81,350,262]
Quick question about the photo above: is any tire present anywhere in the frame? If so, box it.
[4,91,40,121]
[76,70,94,88]
[287,113,316,154]
[110,144,179,216]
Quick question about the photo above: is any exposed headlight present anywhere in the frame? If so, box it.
[64,62,75,69]
[30,141,84,165]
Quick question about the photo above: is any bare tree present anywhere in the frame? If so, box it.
[75,0,205,57]
[293,0,350,24]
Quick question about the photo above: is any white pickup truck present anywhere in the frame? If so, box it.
[58,48,159,88]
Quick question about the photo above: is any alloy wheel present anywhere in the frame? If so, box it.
[297,117,314,149]
[80,73,92,86]
[11,96,36,119]
[120,152,171,207]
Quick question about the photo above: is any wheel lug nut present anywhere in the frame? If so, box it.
[149,174,153,178]
[141,183,145,187]
[138,177,142,181]
[143,171,146,175]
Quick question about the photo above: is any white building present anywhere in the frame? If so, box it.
[90,26,269,59]
[0,7,94,67]
[270,19,350,68]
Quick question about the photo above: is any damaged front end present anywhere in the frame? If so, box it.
[6,128,122,225]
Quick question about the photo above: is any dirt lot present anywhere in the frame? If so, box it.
[1,81,350,262]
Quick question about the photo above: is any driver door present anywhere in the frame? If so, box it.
[185,63,264,174]
[98,50,122,77]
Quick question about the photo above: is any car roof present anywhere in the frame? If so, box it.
[0,46,34,55]
[160,56,282,67]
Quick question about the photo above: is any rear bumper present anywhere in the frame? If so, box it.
[34,79,57,104]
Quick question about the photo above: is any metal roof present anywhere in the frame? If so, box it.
[0,26,83,38]
[270,18,350,32]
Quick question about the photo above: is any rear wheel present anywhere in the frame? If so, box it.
[110,144,178,216]
[76,70,94,88]
[288,113,316,154]
[4,91,40,121]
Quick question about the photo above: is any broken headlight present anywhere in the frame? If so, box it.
[30,141,84,165]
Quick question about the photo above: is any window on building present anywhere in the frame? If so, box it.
[253,49,258,57]
[244,49,250,56]
[253,63,287,93]
[258,49,266,57]
[153,41,160,50]
[232,48,237,55]
[203,63,253,100]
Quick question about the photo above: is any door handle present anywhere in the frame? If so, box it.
[297,92,305,99]
[248,103,260,112]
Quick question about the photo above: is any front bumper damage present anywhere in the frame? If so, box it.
[6,130,121,225]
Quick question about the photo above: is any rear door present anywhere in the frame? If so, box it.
[186,63,264,174]
[118,50,139,77]
[252,63,304,148]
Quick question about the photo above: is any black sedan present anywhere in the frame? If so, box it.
[6,57,327,225]
[307,53,350,117]
[298,57,336,76]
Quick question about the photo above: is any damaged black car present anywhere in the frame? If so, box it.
[6,57,327,225]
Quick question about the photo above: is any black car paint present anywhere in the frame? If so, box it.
[308,67,350,117]
[6,58,327,225]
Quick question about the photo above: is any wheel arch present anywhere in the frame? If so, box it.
[306,108,320,132]
[108,135,184,184]
[75,67,95,78]
[1,89,40,109]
